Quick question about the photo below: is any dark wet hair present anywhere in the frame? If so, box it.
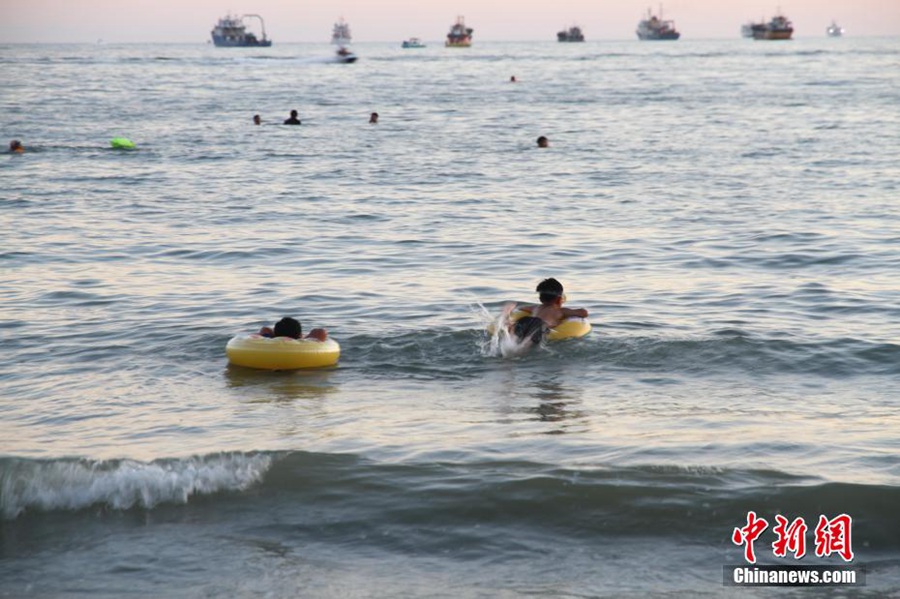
[273,317,302,339]
[536,278,564,304]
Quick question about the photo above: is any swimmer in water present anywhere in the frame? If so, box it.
[283,110,301,125]
[369,112,379,124]
[260,317,328,341]
[509,278,588,345]
[9,140,24,153]
[536,136,549,148]
[253,114,261,125]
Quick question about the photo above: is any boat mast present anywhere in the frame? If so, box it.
[242,14,267,41]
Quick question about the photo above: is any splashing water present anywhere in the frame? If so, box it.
[475,302,536,359]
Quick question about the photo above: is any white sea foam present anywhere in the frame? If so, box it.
[475,302,536,359]
[0,453,272,519]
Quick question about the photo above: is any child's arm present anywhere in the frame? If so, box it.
[561,306,589,319]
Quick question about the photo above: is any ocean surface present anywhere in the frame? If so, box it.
[2,38,899,597]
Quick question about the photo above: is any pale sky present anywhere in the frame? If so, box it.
[1,0,897,43]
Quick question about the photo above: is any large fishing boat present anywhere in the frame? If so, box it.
[636,8,680,40]
[445,16,473,47]
[332,18,352,45]
[210,14,271,47]
[826,21,844,37]
[750,14,793,40]
[557,26,585,42]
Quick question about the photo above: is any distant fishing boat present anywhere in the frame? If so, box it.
[402,38,426,49]
[332,18,352,45]
[636,8,680,41]
[826,21,844,37]
[557,26,585,42]
[446,16,473,47]
[211,14,272,47]
[750,14,793,40]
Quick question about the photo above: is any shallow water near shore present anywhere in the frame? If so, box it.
[2,38,899,597]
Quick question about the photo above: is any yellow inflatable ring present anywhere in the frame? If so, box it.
[226,335,340,370]
[493,310,592,341]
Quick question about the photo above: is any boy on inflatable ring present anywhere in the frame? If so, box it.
[509,278,589,345]
[259,316,328,341]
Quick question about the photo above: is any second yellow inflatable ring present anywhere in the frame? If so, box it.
[226,335,340,370]
[496,309,592,341]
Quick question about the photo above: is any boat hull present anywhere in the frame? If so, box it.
[636,31,680,40]
[752,29,793,40]
[212,36,272,47]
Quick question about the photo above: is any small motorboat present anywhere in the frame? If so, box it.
[335,46,357,63]
[402,37,426,48]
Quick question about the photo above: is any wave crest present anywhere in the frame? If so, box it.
[0,452,272,519]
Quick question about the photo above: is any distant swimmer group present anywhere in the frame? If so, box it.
[268,110,379,125]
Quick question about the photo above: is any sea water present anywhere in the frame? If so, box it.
[1,39,899,597]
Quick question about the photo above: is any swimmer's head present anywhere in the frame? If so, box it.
[253,114,261,125]
[9,140,23,153]
[536,136,549,148]
[536,278,564,304]
[369,112,379,124]
[273,317,302,339]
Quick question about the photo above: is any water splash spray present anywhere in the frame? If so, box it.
[474,302,537,359]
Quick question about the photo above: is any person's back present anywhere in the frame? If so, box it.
[284,110,301,125]
[530,302,568,329]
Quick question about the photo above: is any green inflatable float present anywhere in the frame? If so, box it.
[110,137,136,149]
